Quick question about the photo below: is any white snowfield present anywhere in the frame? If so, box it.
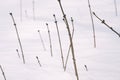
[0,0,120,80]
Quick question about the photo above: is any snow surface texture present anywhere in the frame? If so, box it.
[0,0,120,80]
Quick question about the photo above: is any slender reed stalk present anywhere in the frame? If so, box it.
[16,49,20,58]
[36,56,42,67]
[114,0,118,16]
[64,17,75,71]
[88,0,96,48]
[57,0,79,80]
[9,13,25,64]
[0,65,6,80]
[53,14,65,70]
[93,12,120,37]
[46,23,53,57]
[38,30,46,51]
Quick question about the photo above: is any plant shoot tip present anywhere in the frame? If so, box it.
[9,13,12,15]
[46,23,48,25]
[53,14,55,17]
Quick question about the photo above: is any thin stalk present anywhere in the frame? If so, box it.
[64,17,75,71]
[57,0,79,80]
[88,0,96,48]
[20,0,22,22]
[10,13,25,64]
[38,30,46,51]
[53,14,65,70]
[36,56,42,67]
[46,23,53,57]
[93,12,120,37]
[0,65,6,80]
[114,0,118,16]
[16,49,20,58]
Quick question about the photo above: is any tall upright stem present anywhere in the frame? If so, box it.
[88,0,96,48]
[57,0,79,80]
[53,14,65,70]
[10,13,25,64]
[46,23,53,57]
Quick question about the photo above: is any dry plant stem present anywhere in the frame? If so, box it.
[64,17,75,71]
[36,56,42,67]
[88,0,96,48]
[0,65,6,80]
[38,30,46,51]
[114,0,118,16]
[46,23,53,57]
[16,49,20,58]
[93,12,120,37]
[57,0,79,80]
[10,13,25,64]
[53,14,65,70]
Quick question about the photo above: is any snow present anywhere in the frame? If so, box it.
[0,0,120,80]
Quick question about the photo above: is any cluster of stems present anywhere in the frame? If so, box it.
[57,0,79,80]
[64,17,75,71]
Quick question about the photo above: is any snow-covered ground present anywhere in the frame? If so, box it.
[0,0,120,80]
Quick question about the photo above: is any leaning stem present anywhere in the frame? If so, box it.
[46,23,53,57]
[10,13,25,64]
[53,14,65,70]
[93,12,120,37]
[57,0,79,80]
[64,17,75,71]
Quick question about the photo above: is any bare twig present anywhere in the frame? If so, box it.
[64,17,75,71]
[0,65,6,80]
[38,30,46,51]
[10,13,25,64]
[88,0,96,48]
[57,0,79,80]
[36,56,42,67]
[46,23,53,57]
[93,12,120,37]
[53,14,65,70]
